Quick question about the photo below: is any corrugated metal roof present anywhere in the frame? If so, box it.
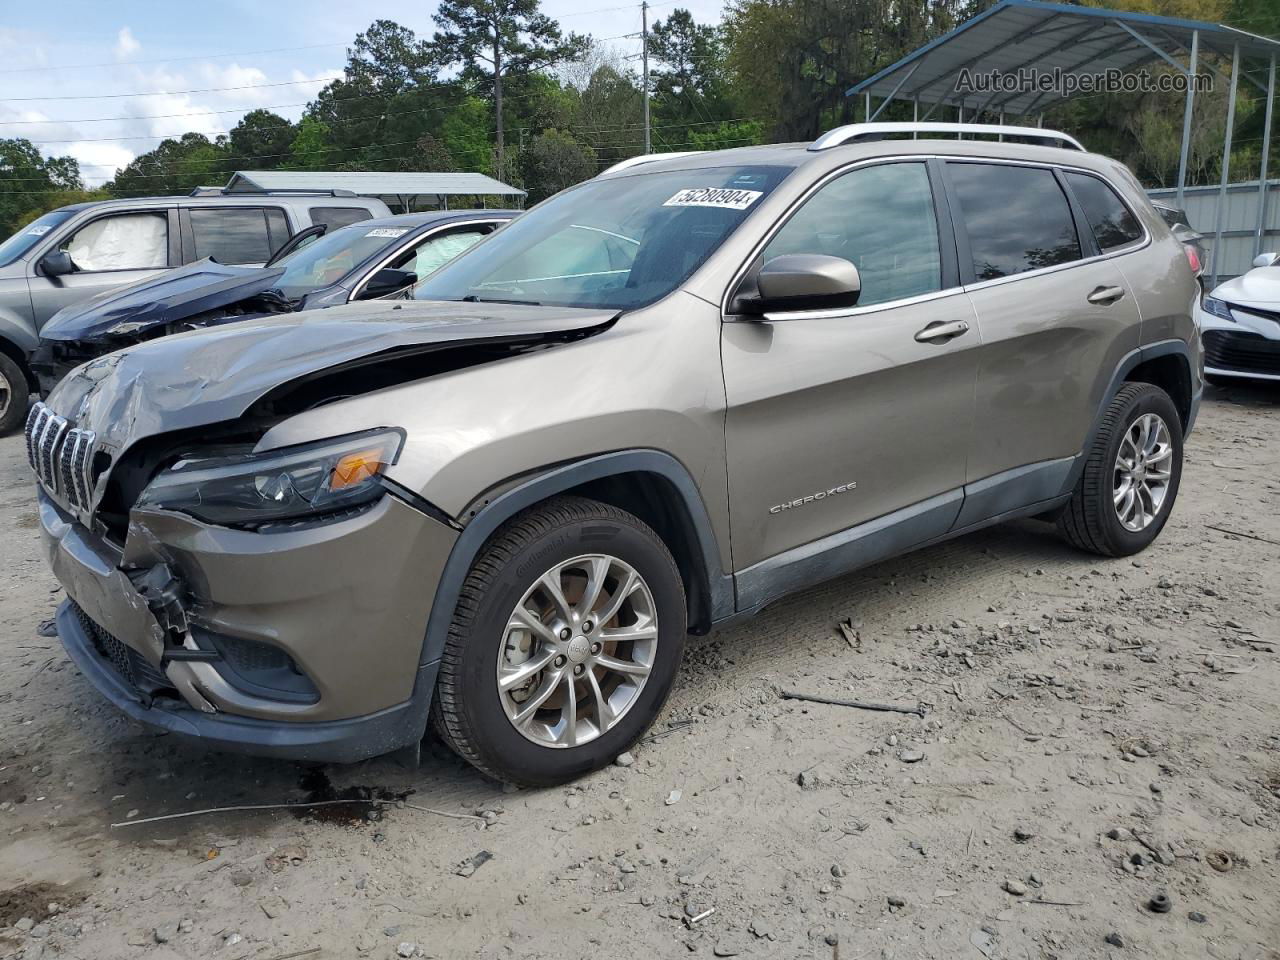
[224,170,526,196]
[848,0,1280,116]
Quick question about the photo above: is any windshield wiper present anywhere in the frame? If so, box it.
[460,294,542,306]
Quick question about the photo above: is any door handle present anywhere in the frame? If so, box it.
[1087,285,1126,305]
[914,319,970,343]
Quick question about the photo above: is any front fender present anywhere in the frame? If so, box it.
[0,307,39,358]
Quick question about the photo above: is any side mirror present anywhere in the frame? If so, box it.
[39,251,75,277]
[1253,252,1278,268]
[739,254,861,316]
[357,267,416,300]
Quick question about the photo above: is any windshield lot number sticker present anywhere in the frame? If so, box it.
[366,228,409,238]
[27,225,52,236]
[664,188,763,211]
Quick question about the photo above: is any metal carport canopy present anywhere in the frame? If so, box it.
[223,170,526,197]
[846,0,1280,118]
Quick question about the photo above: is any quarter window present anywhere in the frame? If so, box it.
[189,208,281,264]
[309,207,374,230]
[761,162,942,307]
[948,163,1081,281]
[1064,172,1143,252]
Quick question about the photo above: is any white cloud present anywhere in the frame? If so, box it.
[67,142,135,186]
[115,27,140,61]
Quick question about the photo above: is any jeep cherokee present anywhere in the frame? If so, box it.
[31,123,1202,785]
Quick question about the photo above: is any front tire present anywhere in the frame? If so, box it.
[1056,382,1183,557]
[0,352,30,436]
[431,496,686,786]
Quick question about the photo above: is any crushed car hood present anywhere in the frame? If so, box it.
[39,260,287,342]
[1212,268,1280,308]
[47,299,617,457]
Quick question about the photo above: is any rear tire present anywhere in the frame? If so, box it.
[0,352,30,436]
[1056,382,1183,557]
[431,496,686,786]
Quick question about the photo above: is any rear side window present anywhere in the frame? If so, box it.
[1064,172,1143,252]
[948,163,1081,281]
[762,161,942,306]
[309,207,374,230]
[189,208,279,264]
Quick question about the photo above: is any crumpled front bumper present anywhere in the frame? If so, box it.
[40,488,457,763]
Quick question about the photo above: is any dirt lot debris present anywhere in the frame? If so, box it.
[779,688,927,717]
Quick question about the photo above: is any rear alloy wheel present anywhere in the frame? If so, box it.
[432,496,686,786]
[1057,382,1183,557]
[0,352,30,436]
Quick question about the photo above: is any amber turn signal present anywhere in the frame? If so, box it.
[329,448,387,491]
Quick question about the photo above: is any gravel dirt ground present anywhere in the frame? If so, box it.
[1,384,1278,960]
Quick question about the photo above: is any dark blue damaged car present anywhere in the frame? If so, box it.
[31,209,514,395]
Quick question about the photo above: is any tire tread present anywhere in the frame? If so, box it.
[430,495,679,783]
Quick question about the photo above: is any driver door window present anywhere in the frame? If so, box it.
[395,225,496,282]
[762,162,942,307]
[62,212,169,272]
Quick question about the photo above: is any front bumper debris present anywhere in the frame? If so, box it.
[39,487,458,762]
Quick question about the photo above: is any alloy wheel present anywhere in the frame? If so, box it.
[1113,412,1173,532]
[0,367,10,421]
[496,554,658,749]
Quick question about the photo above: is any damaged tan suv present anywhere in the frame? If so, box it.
[32,124,1202,785]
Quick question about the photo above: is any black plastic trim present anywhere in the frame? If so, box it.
[418,450,732,671]
[57,600,428,763]
[735,489,963,612]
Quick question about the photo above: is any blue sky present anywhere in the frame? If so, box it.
[0,0,726,185]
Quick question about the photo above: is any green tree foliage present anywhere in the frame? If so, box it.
[7,2,1280,234]
[519,128,595,202]
[227,110,297,167]
[108,132,228,197]
[284,116,333,171]
[647,8,737,147]
[0,139,90,238]
[432,0,588,176]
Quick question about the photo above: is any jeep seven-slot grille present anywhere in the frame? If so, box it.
[70,601,174,696]
[25,402,97,511]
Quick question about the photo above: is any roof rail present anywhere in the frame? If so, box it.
[810,122,1085,152]
[193,186,360,198]
[600,151,705,175]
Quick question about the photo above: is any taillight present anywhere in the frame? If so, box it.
[1184,244,1202,276]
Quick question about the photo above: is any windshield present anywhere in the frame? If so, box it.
[0,209,74,267]
[272,222,416,299]
[413,165,790,309]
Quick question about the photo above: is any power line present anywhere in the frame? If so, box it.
[0,42,350,75]
[0,75,337,103]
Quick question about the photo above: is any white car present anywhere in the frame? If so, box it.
[1197,252,1280,383]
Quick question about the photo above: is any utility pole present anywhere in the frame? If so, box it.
[642,1,651,153]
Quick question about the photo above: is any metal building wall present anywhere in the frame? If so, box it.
[1147,179,1280,284]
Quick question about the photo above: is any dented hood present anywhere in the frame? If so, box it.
[47,299,617,456]
[40,260,287,343]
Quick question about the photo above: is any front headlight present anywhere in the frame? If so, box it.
[1201,295,1235,322]
[137,428,404,526]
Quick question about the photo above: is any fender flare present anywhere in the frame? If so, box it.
[1060,338,1198,495]
[416,449,733,670]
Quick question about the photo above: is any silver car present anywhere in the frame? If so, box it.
[31,124,1201,785]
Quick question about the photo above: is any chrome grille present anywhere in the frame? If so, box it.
[24,401,97,512]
